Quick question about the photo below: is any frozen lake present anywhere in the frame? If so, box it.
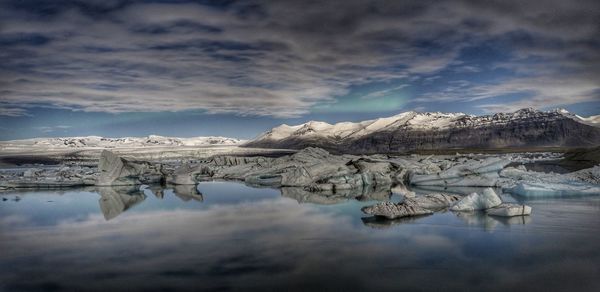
[1,182,599,291]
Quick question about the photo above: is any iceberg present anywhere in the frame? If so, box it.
[361,201,433,219]
[97,150,164,186]
[506,182,600,198]
[405,193,462,210]
[409,157,510,187]
[449,188,502,211]
[501,165,600,197]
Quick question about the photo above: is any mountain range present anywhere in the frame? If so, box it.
[243,108,600,153]
[0,135,244,149]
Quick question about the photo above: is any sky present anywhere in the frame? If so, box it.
[0,0,599,140]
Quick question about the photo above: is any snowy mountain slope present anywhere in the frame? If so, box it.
[244,108,600,153]
[254,111,469,143]
[575,115,600,127]
[551,109,600,128]
[0,135,245,149]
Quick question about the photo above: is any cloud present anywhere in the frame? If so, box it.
[361,84,409,99]
[0,107,31,117]
[0,0,598,117]
[416,75,599,112]
[35,125,72,133]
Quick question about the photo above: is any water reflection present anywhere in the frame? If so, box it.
[452,211,531,231]
[281,184,391,205]
[98,185,205,220]
[172,185,204,202]
[97,186,146,220]
[1,182,599,291]
[411,185,505,196]
[361,214,432,229]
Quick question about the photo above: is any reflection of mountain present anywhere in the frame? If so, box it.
[172,185,204,202]
[97,186,146,220]
[281,185,391,205]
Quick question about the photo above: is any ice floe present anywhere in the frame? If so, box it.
[361,201,433,219]
[409,157,510,187]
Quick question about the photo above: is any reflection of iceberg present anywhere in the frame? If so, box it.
[281,187,351,205]
[172,185,204,202]
[97,186,146,220]
[453,211,499,231]
[141,186,165,199]
[354,187,392,202]
[153,187,165,199]
[411,185,502,196]
[361,215,430,229]
[492,215,531,226]
[281,185,391,205]
[141,185,204,202]
[453,210,531,231]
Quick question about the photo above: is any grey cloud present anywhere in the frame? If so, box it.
[0,107,31,117]
[0,0,598,116]
[35,125,72,133]
[416,75,599,112]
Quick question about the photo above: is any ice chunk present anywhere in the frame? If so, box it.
[410,157,510,187]
[361,201,433,219]
[407,193,462,210]
[450,188,502,211]
[487,203,532,217]
[506,182,600,198]
[97,150,163,186]
[391,184,416,198]
[500,164,600,197]
[23,168,42,177]
[568,165,600,185]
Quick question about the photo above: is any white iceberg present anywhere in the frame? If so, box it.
[507,182,600,198]
[410,157,510,187]
[361,201,433,219]
[406,193,462,210]
[450,188,502,211]
[502,165,600,197]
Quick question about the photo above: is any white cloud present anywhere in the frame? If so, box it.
[35,125,72,133]
[0,107,31,117]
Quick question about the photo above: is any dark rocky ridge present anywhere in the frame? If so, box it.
[243,109,600,154]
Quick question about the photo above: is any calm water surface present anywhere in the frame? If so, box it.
[1,182,599,291]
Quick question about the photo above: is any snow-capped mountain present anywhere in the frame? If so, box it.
[243,108,600,153]
[1,135,245,148]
